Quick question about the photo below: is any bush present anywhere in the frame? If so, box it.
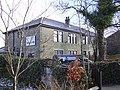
[0,56,49,87]
[90,61,120,85]
[0,55,10,78]
[102,62,120,85]
[19,59,48,86]
[52,66,67,85]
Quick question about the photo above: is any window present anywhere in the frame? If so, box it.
[68,33,77,44]
[53,31,58,42]
[86,36,88,44]
[69,50,77,55]
[26,36,36,46]
[53,30,63,42]
[82,35,86,44]
[74,51,77,55]
[83,51,87,56]
[17,52,24,58]
[68,33,71,43]
[58,31,63,42]
[54,50,63,55]
[82,35,88,44]
[74,34,77,44]
[28,53,34,58]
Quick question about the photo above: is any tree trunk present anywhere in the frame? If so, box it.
[93,43,98,62]
[13,76,17,90]
[97,30,105,61]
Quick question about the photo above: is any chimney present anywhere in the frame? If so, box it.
[65,16,70,25]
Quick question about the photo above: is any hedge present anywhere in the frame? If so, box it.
[101,61,120,85]
[0,55,49,87]
[52,66,67,85]
[1,55,120,86]
[0,56,10,78]
[52,61,120,86]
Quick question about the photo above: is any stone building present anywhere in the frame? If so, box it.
[106,30,120,55]
[5,17,95,59]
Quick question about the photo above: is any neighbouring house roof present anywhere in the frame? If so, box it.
[5,17,95,36]
[107,30,120,39]
[0,47,7,54]
[106,30,120,55]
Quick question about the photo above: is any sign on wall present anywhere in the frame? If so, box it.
[26,36,35,46]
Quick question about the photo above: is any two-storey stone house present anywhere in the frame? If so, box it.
[5,17,95,59]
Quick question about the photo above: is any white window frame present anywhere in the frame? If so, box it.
[58,31,63,42]
[86,36,88,44]
[68,33,77,44]
[26,36,35,46]
[69,50,77,55]
[54,49,64,55]
[82,35,88,45]
[53,31,58,42]
[53,30,63,42]
[82,35,86,44]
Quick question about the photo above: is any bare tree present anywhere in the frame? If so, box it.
[0,0,55,90]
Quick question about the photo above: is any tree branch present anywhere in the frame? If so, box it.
[18,59,38,77]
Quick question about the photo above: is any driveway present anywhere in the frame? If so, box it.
[102,85,120,90]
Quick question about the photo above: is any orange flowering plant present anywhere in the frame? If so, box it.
[66,56,85,89]
[66,60,85,81]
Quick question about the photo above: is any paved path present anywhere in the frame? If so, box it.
[102,85,120,90]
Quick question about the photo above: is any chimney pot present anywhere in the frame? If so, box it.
[65,16,70,25]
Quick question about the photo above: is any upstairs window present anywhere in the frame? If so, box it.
[82,35,88,44]
[68,34,71,43]
[53,30,63,42]
[82,35,86,44]
[58,31,63,42]
[26,36,36,46]
[53,31,58,42]
[68,33,77,44]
